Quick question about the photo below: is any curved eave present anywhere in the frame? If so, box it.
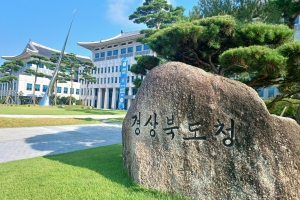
[78,33,144,51]
[2,49,38,61]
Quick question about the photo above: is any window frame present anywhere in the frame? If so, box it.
[57,87,62,93]
[26,83,32,91]
[128,47,133,53]
[121,48,126,54]
[136,45,142,52]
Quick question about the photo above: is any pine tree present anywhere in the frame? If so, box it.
[141,15,300,108]
[24,54,52,105]
[0,60,24,104]
[129,0,185,30]
[79,61,96,106]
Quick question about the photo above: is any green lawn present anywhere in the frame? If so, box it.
[0,117,124,128]
[0,144,185,200]
[0,105,127,115]
[0,117,100,128]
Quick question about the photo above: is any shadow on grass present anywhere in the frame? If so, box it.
[24,124,184,199]
[46,144,168,197]
[64,108,126,115]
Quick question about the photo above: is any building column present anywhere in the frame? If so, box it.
[104,88,109,109]
[111,87,116,109]
[97,88,101,109]
[127,87,133,110]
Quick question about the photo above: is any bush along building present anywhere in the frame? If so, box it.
[0,40,90,104]
[78,30,152,110]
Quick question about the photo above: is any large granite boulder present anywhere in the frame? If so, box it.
[122,62,300,199]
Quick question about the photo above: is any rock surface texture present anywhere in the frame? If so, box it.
[122,62,300,199]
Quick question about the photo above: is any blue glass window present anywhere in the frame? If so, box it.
[116,66,118,72]
[107,51,112,56]
[108,67,110,73]
[64,87,68,94]
[70,88,74,94]
[46,65,50,70]
[268,87,275,98]
[35,84,40,91]
[295,16,299,24]
[101,68,103,73]
[26,83,32,91]
[112,66,114,73]
[27,63,32,67]
[100,52,105,57]
[128,47,133,53]
[76,89,80,95]
[38,64,43,68]
[136,45,142,51]
[57,87,62,93]
[43,85,47,92]
[144,44,149,50]
[113,50,118,55]
[121,48,126,54]
[95,53,100,58]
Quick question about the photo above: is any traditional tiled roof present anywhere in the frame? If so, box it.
[78,30,142,50]
[2,40,91,62]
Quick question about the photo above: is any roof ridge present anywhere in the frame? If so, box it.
[31,41,60,53]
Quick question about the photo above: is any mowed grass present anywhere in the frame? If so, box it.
[0,144,186,200]
[0,117,100,128]
[0,105,127,115]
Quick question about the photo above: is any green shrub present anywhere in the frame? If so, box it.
[265,98,300,119]
[76,100,82,105]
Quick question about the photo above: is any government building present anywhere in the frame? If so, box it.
[1,17,299,108]
[78,30,152,109]
[0,40,90,104]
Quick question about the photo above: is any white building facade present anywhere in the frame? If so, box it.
[78,31,152,110]
[0,40,89,104]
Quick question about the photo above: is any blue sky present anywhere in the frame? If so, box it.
[0,0,197,65]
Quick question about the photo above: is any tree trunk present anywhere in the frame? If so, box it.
[5,80,13,104]
[85,82,89,106]
[54,80,58,106]
[69,78,73,106]
[280,105,288,117]
[32,74,37,105]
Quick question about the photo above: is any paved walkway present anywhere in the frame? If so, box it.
[0,115,123,163]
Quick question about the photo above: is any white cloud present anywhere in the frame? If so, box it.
[105,0,141,27]
[167,0,176,6]
[105,0,177,28]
